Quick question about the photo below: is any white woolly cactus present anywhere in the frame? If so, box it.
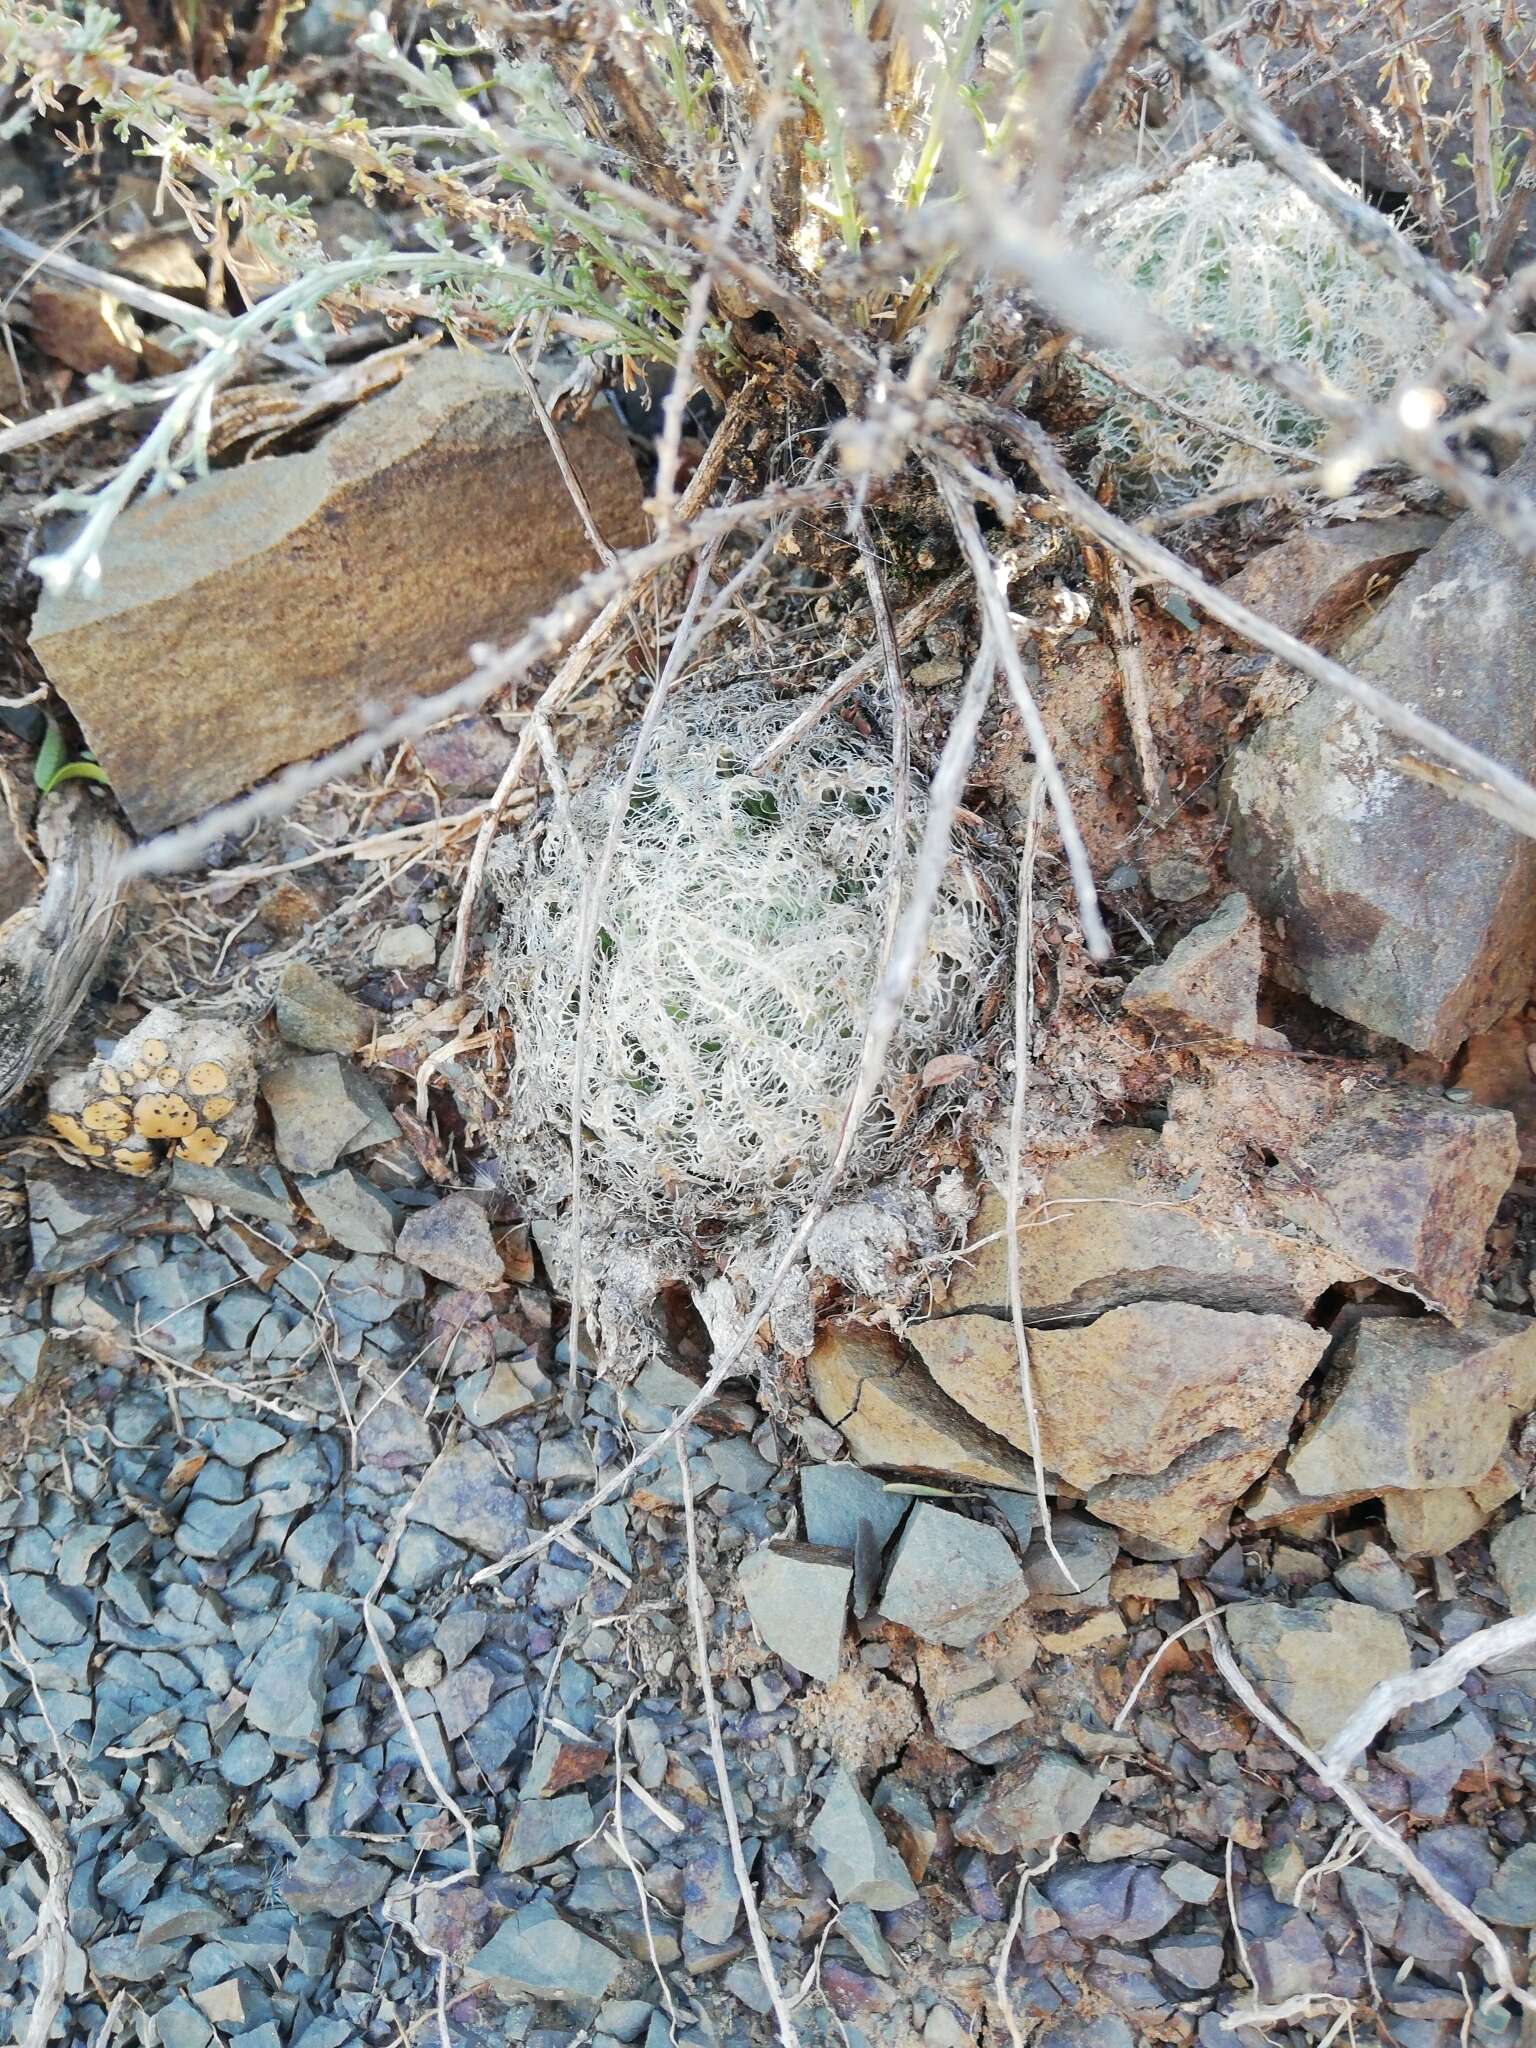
[489,680,1002,1231]
[1074,158,1444,502]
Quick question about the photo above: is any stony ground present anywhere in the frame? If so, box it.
[5,27,1536,2044]
[4,969,1536,2048]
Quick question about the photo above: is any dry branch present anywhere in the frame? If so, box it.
[0,1763,70,2048]
[1195,1592,1536,2015]
[1322,1607,1536,1774]
[0,786,128,1107]
[982,409,1536,840]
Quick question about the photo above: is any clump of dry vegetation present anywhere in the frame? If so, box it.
[6,0,1536,1328]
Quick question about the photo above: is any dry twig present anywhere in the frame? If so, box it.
[0,1763,70,2048]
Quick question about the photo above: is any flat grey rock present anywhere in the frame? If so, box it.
[1043,1862,1181,1941]
[738,1542,850,1682]
[500,1791,594,1871]
[473,1903,623,2005]
[300,1168,398,1255]
[810,1766,918,1909]
[1492,1514,1536,1613]
[280,1837,393,1916]
[143,1783,230,1856]
[395,1193,504,1289]
[261,1055,397,1175]
[6,1573,91,1645]
[1228,448,1536,1057]
[242,1607,337,1756]
[407,1442,522,1560]
[800,1464,907,1553]
[275,962,372,1054]
[1226,1597,1411,1750]
[169,1159,294,1223]
[879,1504,1026,1647]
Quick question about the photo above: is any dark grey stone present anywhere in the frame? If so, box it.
[1043,1863,1181,1942]
[800,1465,907,1553]
[395,1193,503,1289]
[143,1782,230,1856]
[280,1837,393,1916]
[299,1169,398,1255]
[407,1442,524,1560]
[810,1767,918,1910]
[501,1792,594,1871]
[472,1903,623,2005]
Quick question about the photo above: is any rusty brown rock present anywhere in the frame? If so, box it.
[30,352,646,834]
[1220,515,1446,648]
[1228,452,1536,1057]
[1266,1088,1516,1322]
[29,278,146,378]
[1287,1307,1536,1500]
[912,1303,1327,1501]
[807,1322,1034,1492]
[941,1128,1348,1321]
[1454,1018,1536,1174]
[1122,892,1261,1044]
[1087,1413,1297,1553]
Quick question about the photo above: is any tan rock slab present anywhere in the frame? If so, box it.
[1088,1413,1296,1553]
[943,1128,1349,1320]
[807,1322,1034,1491]
[30,352,646,834]
[1226,1598,1411,1749]
[1287,1307,1536,1499]
[912,1302,1326,1492]
[1266,1089,1517,1322]
[1122,892,1261,1045]
[1382,1455,1526,1557]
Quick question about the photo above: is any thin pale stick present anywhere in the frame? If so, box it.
[0,1764,70,2048]
[939,469,1111,960]
[988,410,1536,841]
[677,1440,800,2047]
[1322,1607,1536,1774]
[1195,1590,1535,2014]
[1003,768,1075,1587]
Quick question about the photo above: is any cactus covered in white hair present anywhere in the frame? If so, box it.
[488,679,1003,1230]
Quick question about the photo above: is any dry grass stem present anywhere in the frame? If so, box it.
[677,1440,800,2048]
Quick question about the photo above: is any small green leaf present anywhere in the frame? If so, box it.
[46,760,110,788]
[33,717,67,793]
[34,716,110,794]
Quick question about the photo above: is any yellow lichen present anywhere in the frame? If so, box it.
[49,1113,105,1157]
[133,1092,198,1139]
[176,1127,229,1166]
[81,1098,132,1140]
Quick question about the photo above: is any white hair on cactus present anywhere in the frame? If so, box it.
[1073,157,1445,502]
[488,678,1002,1229]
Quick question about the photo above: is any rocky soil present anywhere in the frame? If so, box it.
[4,54,1536,2048]
[3,953,1536,2048]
